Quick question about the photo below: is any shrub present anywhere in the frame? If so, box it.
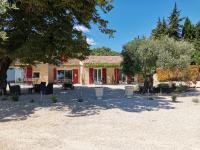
[192,98,199,103]
[11,95,19,102]
[51,95,57,103]
[171,94,177,102]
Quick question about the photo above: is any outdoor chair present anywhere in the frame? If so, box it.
[8,83,21,95]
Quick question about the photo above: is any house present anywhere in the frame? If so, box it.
[7,56,135,85]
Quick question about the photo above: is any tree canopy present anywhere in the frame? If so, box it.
[90,47,119,56]
[0,0,115,92]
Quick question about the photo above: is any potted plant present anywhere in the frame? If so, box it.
[95,87,104,100]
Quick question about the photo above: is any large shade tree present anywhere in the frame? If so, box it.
[0,0,115,93]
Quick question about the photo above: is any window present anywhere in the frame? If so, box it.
[94,69,102,84]
[57,70,73,82]
[33,72,40,79]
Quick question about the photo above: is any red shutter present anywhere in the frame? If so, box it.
[102,68,107,84]
[73,69,79,84]
[26,65,32,84]
[53,68,57,81]
[89,68,94,84]
[114,68,119,84]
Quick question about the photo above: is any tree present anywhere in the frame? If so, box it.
[156,36,194,80]
[122,38,157,92]
[193,22,200,64]
[168,3,184,39]
[122,36,194,91]
[0,0,115,94]
[152,18,168,39]
[90,47,119,56]
[182,17,195,41]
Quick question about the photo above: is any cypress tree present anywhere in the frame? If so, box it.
[182,17,195,41]
[168,3,184,39]
[151,18,167,39]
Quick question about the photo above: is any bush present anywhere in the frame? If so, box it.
[171,94,177,102]
[51,95,57,103]
[11,95,19,102]
[192,98,199,103]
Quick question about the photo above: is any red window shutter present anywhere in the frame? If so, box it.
[26,65,32,84]
[73,69,79,84]
[53,68,57,80]
[89,68,94,84]
[114,68,119,84]
[102,68,107,84]
[26,65,32,78]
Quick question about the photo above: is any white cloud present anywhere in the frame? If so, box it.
[74,25,96,46]
[74,25,89,33]
[86,38,96,46]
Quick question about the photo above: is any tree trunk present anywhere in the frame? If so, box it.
[0,57,12,95]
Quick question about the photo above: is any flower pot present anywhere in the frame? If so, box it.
[95,87,104,100]
[125,86,133,98]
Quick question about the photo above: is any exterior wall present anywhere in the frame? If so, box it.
[48,64,55,83]
[82,67,89,85]
[56,65,81,84]
[32,64,49,84]
[83,67,118,85]
[106,68,115,84]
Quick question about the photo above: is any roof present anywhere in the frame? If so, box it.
[62,59,80,65]
[83,56,123,64]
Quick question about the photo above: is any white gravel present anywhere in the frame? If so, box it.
[0,85,200,150]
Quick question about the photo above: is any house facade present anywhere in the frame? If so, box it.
[8,56,135,85]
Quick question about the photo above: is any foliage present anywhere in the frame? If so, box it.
[0,0,115,90]
[11,95,19,102]
[157,65,200,82]
[182,17,195,41]
[156,36,194,71]
[193,22,200,64]
[90,47,119,56]
[168,3,184,39]
[152,18,167,39]
[51,95,57,103]
[171,94,177,102]
[0,0,115,63]
[121,38,157,77]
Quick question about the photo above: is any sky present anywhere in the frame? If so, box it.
[87,0,200,52]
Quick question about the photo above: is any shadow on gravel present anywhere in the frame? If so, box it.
[0,86,176,122]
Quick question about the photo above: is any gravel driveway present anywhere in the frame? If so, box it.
[0,85,200,150]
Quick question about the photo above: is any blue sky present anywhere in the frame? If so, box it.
[88,0,200,52]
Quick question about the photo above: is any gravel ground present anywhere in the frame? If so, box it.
[0,85,200,150]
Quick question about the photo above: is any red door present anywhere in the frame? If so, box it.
[114,68,119,84]
[73,69,79,84]
[89,68,94,84]
[102,68,107,84]
[26,65,32,84]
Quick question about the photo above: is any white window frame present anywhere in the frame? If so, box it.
[93,68,102,84]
